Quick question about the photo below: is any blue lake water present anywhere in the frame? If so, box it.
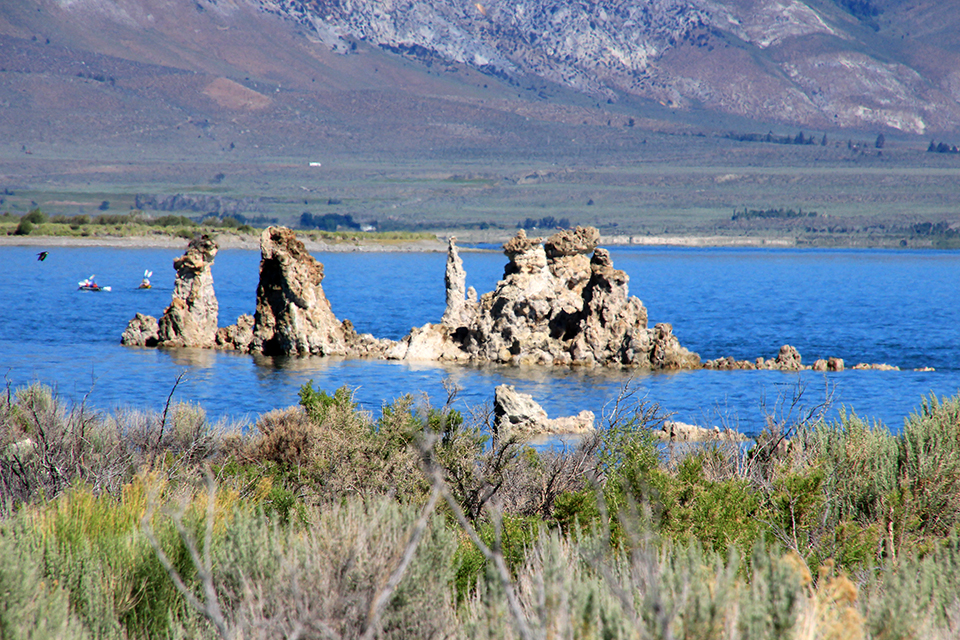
[2,243,958,437]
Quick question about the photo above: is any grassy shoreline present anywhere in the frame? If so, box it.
[2,380,959,638]
[4,228,954,252]
[4,205,959,250]
[0,229,448,252]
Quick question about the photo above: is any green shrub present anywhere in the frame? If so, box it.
[22,208,47,224]
[861,535,960,639]
[658,453,766,554]
[4,382,960,640]
[453,514,543,604]
[898,394,960,540]
[0,532,88,639]
[737,542,805,640]
[596,402,664,516]
[14,219,33,235]
[6,479,217,638]
[810,397,960,560]
[93,213,135,225]
[0,383,230,509]
[153,215,196,227]
[213,498,457,639]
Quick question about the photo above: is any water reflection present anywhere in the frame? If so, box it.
[166,347,218,369]
[251,353,341,373]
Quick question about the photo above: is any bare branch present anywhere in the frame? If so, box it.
[142,468,233,640]
[158,371,188,454]
[419,435,535,640]
[361,486,441,640]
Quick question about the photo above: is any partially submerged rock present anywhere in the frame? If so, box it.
[246,226,349,356]
[812,357,845,372]
[119,226,689,370]
[121,235,220,348]
[440,236,477,327]
[704,345,904,372]
[493,384,595,441]
[654,420,746,443]
[121,312,160,347]
[438,227,699,368]
[158,234,220,348]
[122,227,913,375]
[851,362,901,371]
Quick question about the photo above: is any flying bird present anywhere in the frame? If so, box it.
[36,251,48,261]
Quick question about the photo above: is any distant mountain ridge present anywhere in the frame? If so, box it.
[257,0,960,134]
[1,0,958,168]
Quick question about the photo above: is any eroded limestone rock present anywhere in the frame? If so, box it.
[132,234,220,348]
[215,314,254,351]
[440,237,478,327]
[122,226,700,370]
[654,421,747,443]
[493,384,595,441]
[812,357,845,372]
[436,227,700,368]
[247,226,349,356]
[120,312,160,347]
[851,362,901,371]
[705,346,904,372]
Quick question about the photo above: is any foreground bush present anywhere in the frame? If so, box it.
[1,382,960,638]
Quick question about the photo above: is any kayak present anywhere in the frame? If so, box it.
[78,275,111,292]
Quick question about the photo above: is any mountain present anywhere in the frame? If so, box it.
[274,0,960,135]
[2,0,958,160]
[3,0,960,240]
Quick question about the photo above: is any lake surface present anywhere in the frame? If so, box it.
[2,242,958,437]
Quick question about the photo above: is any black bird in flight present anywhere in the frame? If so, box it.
[37,251,48,261]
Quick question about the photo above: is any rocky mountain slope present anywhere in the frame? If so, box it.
[258,0,960,134]
[1,0,958,161]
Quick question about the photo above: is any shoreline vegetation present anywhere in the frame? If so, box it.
[2,379,960,639]
[0,230,804,251]
[0,210,447,252]
[3,209,959,251]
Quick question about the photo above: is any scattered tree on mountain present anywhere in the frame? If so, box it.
[732,207,819,221]
[725,131,820,146]
[834,0,880,19]
[928,140,960,154]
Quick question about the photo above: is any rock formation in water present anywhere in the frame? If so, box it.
[703,345,902,371]
[812,357,845,372]
[493,384,595,441]
[440,236,477,327]
[246,226,349,355]
[120,312,160,347]
[123,227,920,374]
[123,225,699,368]
[215,226,396,357]
[390,227,700,367]
[654,420,746,443]
[121,234,219,348]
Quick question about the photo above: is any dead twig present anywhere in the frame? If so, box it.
[142,467,233,640]
[419,434,535,640]
[361,486,441,640]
